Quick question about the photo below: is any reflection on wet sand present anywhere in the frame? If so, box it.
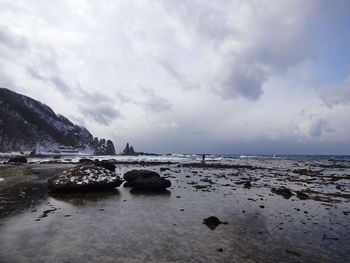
[129,189,172,196]
[49,191,121,206]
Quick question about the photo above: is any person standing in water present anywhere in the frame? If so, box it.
[202,154,206,163]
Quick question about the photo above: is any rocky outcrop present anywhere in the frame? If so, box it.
[8,156,28,163]
[48,164,123,192]
[123,169,171,190]
[122,143,135,155]
[0,87,116,153]
[93,138,116,155]
[0,88,93,151]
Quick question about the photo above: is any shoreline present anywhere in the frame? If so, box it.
[0,158,349,262]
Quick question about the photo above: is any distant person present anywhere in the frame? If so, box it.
[202,154,206,164]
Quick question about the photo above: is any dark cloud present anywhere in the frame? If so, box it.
[154,58,197,90]
[218,63,266,101]
[308,119,329,138]
[139,87,172,112]
[159,0,315,101]
[49,76,71,94]
[81,105,120,125]
[78,87,114,104]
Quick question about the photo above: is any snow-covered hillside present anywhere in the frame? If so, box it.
[0,87,115,154]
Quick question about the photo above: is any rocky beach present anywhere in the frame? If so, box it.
[0,155,349,263]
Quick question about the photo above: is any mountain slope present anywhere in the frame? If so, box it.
[0,87,114,154]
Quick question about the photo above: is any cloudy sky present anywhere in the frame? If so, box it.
[1,0,350,154]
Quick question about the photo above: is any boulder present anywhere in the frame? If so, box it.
[295,190,309,200]
[79,159,116,171]
[123,169,171,190]
[8,156,27,163]
[48,164,123,192]
[271,187,293,199]
[79,158,94,164]
[95,160,116,172]
[124,169,160,182]
[203,216,227,230]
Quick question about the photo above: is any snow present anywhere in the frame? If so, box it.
[0,89,93,152]
[52,165,121,186]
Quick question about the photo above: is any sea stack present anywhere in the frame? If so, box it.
[122,142,135,155]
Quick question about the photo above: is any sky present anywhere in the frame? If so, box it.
[0,0,350,155]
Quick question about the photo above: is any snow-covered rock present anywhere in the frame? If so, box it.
[48,164,123,192]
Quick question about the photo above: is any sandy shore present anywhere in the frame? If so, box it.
[0,163,74,218]
[0,159,349,262]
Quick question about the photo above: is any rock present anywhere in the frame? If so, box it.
[79,159,116,171]
[123,169,171,190]
[122,142,136,155]
[243,181,252,188]
[8,156,27,163]
[95,160,116,172]
[48,164,123,192]
[203,216,227,230]
[124,169,160,182]
[79,158,94,164]
[93,138,116,155]
[271,187,293,199]
[295,191,309,200]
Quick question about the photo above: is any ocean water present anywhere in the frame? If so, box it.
[3,153,348,165]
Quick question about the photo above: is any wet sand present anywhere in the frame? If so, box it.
[0,159,349,262]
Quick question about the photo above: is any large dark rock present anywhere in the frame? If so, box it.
[124,169,160,182]
[123,169,171,190]
[95,160,116,172]
[203,216,227,230]
[295,190,309,200]
[271,187,293,199]
[79,158,95,164]
[8,156,27,163]
[48,164,123,192]
[79,159,116,171]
